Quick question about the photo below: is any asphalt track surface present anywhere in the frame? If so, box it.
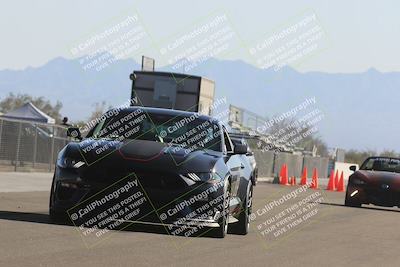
[1,182,399,267]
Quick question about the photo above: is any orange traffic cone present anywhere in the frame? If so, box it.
[284,165,289,186]
[290,176,296,186]
[326,170,335,191]
[280,164,288,185]
[300,167,307,185]
[337,171,345,192]
[334,170,339,188]
[310,168,319,189]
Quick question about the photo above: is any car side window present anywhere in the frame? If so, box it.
[223,127,234,153]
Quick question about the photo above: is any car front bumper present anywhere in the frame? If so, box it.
[347,185,400,207]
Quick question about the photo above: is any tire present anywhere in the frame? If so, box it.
[49,175,58,222]
[251,174,256,186]
[252,170,258,186]
[345,195,361,208]
[230,182,252,235]
[49,174,67,223]
[49,208,67,223]
[212,180,230,238]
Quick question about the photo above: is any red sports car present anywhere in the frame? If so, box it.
[345,157,400,208]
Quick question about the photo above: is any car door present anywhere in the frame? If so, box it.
[232,138,252,179]
[222,127,241,197]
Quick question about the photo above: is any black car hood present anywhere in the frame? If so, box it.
[63,138,220,174]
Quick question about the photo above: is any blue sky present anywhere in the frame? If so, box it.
[1,0,399,72]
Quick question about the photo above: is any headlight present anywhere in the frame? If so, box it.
[352,178,366,185]
[57,150,84,169]
[181,172,222,183]
[60,181,79,189]
[57,157,82,168]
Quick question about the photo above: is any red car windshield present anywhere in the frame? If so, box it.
[360,157,400,173]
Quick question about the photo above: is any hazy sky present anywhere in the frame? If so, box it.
[1,0,399,72]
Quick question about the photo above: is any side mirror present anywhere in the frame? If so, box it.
[246,151,254,156]
[349,165,357,172]
[234,144,247,155]
[67,127,82,140]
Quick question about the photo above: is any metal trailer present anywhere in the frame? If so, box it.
[130,71,215,116]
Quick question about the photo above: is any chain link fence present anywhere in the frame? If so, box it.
[0,116,330,176]
[228,104,301,153]
[0,117,69,172]
[228,104,269,133]
[228,103,331,179]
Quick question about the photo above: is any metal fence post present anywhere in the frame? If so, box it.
[49,126,55,172]
[33,126,37,168]
[272,152,276,178]
[15,122,22,172]
[0,119,3,149]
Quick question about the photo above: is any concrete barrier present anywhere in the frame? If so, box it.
[303,156,329,179]
[253,150,275,177]
[273,153,303,178]
[253,150,329,180]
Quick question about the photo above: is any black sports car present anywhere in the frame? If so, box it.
[345,157,400,208]
[49,107,253,238]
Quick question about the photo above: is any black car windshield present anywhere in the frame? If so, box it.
[88,109,222,152]
[360,157,400,173]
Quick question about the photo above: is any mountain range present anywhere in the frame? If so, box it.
[0,56,399,151]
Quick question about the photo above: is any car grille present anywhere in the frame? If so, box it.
[134,172,187,190]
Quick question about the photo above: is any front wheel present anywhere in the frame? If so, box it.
[345,195,361,208]
[252,171,258,186]
[49,174,59,222]
[49,174,68,223]
[49,208,67,223]
[230,182,252,235]
[211,180,230,238]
